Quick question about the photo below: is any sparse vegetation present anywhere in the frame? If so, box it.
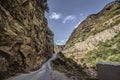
[52,52,88,80]
[65,1,120,47]
[85,32,120,66]
[60,1,120,80]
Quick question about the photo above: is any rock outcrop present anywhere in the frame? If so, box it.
[54,44,64,53]
[62,0,120,78]
[0,0,54,79]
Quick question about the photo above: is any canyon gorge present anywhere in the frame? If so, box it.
[0,0,120,80]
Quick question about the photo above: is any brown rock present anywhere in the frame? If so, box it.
[0,0,54,79]
[63,1,120,78]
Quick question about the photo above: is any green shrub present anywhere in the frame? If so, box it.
[86,32,120,66]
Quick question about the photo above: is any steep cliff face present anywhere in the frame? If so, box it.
[0,0,54,78]
[63,0,120,78]
[54,44,64,53]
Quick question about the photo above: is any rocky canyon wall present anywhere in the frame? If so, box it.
[62,0,120,78]
[0,0,54,78]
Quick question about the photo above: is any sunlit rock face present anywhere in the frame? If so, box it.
[54,44,64,53]
[63,0,120,78]
[0,0,54,78]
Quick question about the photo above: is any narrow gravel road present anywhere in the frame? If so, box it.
[6,53,56,80]
[6,53,69,80]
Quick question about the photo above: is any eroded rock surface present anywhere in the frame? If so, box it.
[0,0,54,79]
[63,1,120,78]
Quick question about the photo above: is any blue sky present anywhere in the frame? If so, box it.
[45,0,115,45]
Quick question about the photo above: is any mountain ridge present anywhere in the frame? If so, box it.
[62,0,120,78]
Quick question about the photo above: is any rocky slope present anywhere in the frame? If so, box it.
[62,0,120,78]
[54,44,64,53]
[0,0,54,79]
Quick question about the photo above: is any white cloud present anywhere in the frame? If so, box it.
[49,12,61,20]
[60,40,65,43]
[56,40,66,45]
[80,13,83,16]
[63,15,76,24]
